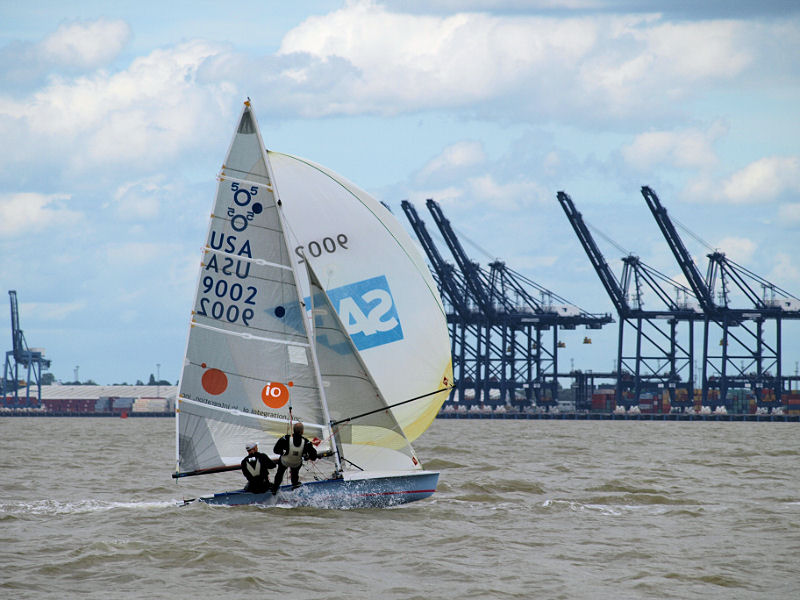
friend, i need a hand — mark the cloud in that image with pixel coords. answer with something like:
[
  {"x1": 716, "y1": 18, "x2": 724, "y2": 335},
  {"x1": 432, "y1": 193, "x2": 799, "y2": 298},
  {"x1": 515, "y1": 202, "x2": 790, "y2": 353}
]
[
  {"x1": 621, "y1": 123, "x2": 726, "y2": 172},
  {"x1": 467, "y1": 174, "x2": 548, "y2": 209},
  {"x1": 272, "y1": 2, "x2": 788, "y2": 122},
  {"x1": 417, "y1": 141, "x2": 486, "y2": 181},
  {"x1": 714, "y1": 236, "x2": 756, "y2": 263},
  {"x1": 0, "y1": 18, "x2": 131, "y2": 87},
  {"x1": 40, "y1": 18, "x2": 132, "y2": 69},
  {"x1": 383, "y1": 1, "x2": 800, "y2": 19},
  {"x1": 720, "y1": 157, "x2": 800, "y2": 204},
  {"x1": 0, "y1": 40, "x2": 230, "y2": 178},
  {"x1": 766, "y1": 253, "x2": 800, "y2": 291},
  {"x1": 0, "y1": 192, "x2": 82, "y2": 236},
  {"x1": 682, "y1": 155, "x2": 800, "y2": 204}
]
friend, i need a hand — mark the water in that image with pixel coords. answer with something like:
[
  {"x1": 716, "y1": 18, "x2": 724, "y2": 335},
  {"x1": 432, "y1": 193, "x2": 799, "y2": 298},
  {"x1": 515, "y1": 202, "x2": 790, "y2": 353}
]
[{"x1": 2, "y1": 418, "x2": 798, "y2": 599}]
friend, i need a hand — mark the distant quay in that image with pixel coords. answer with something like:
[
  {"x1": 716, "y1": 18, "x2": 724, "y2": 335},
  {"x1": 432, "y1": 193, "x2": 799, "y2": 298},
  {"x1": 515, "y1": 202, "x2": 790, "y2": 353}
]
[
  {"x1": 1, "y1": 409, "x2": 797, "y2": 422},
  {"x1": 437, "y1": 411, "x2": 800, "y2": 422},
  {"x1": 0, "y1": 411, "x2": 172, "y2": 417}
]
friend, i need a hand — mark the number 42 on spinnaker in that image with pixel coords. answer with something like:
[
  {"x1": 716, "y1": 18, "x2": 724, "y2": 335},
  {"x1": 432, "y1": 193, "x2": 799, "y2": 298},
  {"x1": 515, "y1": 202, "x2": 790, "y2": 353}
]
[{"x1": 172, "y1": 100, "x2": 453, "y2": 508}]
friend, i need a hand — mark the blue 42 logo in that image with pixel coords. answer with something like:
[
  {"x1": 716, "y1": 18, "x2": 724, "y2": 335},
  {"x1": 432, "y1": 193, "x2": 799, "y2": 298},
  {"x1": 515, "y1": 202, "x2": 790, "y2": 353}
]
[{"x1": 327, "y1": 275, "x2": 404, "y2": 350}]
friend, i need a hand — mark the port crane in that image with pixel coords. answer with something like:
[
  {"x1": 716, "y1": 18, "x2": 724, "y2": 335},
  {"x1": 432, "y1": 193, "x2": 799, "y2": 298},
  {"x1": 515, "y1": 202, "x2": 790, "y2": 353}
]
[
  {"x1": 641, "y1": 186, "x2": 800, "y2": 408},
  {"x1": 402, "y1": 199, "x2": 612, "y2": 409},
  {"x1": 401, "y1": 200, "x2": 481, "y2": 405},
  {"x1": 3, "y1": 290, "x2": 51, "y2": 407},
  {"x1": 557, "y1": 191, "x2": 703, "y2": 410}
]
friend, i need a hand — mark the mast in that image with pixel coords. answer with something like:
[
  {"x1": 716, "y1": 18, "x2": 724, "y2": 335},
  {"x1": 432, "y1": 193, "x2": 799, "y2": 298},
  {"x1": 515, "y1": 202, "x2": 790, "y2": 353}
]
[{"x1": 257, "y1": 105, "x2": 343, "y2": 474}]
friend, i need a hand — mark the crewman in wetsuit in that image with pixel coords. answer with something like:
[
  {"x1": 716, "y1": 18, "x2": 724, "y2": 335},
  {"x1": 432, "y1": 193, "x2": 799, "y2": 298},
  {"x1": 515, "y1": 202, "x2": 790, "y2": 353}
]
[
  {"x1": 271, "y1": 422, "x2": 318, "y2": 493},
  {"x1": 241, "y1": 441, "x2": 276, "y2": 494}
]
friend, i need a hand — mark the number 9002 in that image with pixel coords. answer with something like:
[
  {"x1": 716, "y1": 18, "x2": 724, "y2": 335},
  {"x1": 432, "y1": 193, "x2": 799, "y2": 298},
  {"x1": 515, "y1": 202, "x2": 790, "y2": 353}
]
[{"x1": 295, "y1": 234, "x2": 348, "y2": 263}]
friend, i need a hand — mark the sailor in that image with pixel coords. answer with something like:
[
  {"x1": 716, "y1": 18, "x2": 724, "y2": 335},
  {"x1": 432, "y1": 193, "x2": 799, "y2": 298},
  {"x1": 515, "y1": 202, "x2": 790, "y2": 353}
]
[
  {"x1": 271, "y1": 422, "x2": 318, "y2": 493},
  {"x1": 241, "y1": 441, "x2": 276, "y2": 494}
]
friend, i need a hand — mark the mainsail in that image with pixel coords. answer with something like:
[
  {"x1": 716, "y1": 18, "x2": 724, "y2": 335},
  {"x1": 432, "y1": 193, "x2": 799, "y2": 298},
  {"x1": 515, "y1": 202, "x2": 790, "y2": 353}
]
[{"x1": 176, "y1": 103, "x2": 329, "y2": 474}]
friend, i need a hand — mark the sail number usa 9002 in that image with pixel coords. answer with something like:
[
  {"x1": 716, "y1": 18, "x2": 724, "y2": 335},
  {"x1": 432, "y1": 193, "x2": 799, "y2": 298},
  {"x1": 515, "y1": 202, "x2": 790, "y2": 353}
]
[{"x1": 197, "y1": 275, "x2": 256, "y2": 326}]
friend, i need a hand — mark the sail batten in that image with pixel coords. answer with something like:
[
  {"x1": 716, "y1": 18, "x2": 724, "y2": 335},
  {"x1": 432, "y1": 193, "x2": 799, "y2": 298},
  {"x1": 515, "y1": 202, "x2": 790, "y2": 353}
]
[{"x1": 190, "y1": 320, "x2": 311, "y2": 347}]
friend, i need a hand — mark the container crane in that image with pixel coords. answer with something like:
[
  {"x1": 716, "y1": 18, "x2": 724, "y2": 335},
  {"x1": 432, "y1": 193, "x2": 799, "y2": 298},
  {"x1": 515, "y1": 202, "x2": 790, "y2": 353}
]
[
  {"x1": 3, "y1": 290, "x2": 51, "y2": 408},
  {"x1": 641, "y1": 186, "x2": 800, "y2": 409},
  {"x1": 412, "y1": 198, "x2": 611, "y2": 409},
  {"x1": 557, "y1": 191, "x2": 701, "y2": 411},
  {"x1": 704, "y1": 250, "x2": 800, "y2": 406},
  {"x1": 401, "y1": 200, "x2": 480, "y2": 404}
]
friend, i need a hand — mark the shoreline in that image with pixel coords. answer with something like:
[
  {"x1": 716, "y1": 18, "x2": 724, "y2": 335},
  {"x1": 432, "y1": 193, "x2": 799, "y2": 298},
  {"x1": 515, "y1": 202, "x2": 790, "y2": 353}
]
[{"x1": 1, "y1": 411, "x2": 797, "y2": 421}]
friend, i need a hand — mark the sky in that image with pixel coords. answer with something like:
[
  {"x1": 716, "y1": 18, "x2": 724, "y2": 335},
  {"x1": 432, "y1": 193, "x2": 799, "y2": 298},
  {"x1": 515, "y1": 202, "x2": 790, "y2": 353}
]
[{"x1": 1, "y1": 0, "x2": 799, "y2": 385}]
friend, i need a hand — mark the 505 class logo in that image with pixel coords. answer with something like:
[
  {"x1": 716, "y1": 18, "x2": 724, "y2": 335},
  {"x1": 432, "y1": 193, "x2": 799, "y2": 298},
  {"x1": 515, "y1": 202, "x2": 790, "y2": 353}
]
[{"x1": 326, "y1": 275, "x2": 404, "y2": 351}]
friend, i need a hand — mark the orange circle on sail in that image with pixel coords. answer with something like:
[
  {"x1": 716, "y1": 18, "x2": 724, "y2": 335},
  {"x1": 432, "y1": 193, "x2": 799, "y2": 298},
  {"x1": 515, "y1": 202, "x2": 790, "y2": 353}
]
[
  {"x1": 202, "y1": 368, "x2": 228, "y2": 395},
  {"x1": 261, "y1": 381, "x2": 289, "y2": 409}
]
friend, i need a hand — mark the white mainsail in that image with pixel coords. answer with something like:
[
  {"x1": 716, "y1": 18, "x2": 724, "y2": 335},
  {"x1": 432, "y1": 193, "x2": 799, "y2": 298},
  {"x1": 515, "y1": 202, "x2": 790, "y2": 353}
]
[
  {"x1": 268, "y1": 152, "x2": 453, "y2": 441},
  {"x1": 176, "y1": 103, "x2": 330, "y2": 474}
]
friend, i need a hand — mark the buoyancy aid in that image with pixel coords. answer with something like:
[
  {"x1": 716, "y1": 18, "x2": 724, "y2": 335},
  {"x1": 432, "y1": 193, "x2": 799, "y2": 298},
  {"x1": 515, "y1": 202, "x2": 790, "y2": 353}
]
[
  {"x1": 281, "y1": 435, "x2": 304, "y2": 468},
  {"x1": 245, "y1": 456, "x2": 262, "y2": 478}
]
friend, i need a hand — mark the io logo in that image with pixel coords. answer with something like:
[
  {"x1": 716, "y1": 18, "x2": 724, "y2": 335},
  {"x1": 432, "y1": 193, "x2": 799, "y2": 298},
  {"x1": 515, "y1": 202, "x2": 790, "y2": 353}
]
[{"x1": 261, "y1": 381, "x2": 291, "y2": 409}]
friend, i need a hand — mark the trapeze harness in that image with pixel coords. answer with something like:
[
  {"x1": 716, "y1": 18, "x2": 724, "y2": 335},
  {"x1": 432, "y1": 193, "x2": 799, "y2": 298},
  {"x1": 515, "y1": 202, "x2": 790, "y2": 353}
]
[{"x1": 281, "y1": 436, "x2": 304, "y2": 468}]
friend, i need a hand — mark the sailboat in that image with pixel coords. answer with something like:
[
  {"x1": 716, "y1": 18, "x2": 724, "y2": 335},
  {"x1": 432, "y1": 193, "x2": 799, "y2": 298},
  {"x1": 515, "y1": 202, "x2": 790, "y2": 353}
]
[{"x1": 172, "y1": 100, "x2": 453, "y2": 508}]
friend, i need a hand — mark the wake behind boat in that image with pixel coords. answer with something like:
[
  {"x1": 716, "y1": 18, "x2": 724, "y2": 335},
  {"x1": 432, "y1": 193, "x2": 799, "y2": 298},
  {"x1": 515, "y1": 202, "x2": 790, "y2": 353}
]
[{"x1": 172, "y1": 100, "x2": 452, "y2": 508}]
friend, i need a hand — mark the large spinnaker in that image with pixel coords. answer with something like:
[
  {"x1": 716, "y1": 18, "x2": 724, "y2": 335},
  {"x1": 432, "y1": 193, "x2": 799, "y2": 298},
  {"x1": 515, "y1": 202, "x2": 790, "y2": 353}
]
[
  {"x1": 176, "y1": 104, "x2": 330, "y2": 475},
  {"x1": 307, "y1": 263, "x2": 420, "y2": 472},
  {"x1": 269, "y1": 152, "x2": 453, "y2": 441}
]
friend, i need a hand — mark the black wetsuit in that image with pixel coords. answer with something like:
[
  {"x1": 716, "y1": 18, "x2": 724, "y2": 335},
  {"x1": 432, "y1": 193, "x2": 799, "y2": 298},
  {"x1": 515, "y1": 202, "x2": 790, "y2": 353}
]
[
  {"x1": 272, "y1": 434, "x2": 318, "y2": 491},
  {"x1": 241, "y1": 452, "x2": 276, "y2": 494}
]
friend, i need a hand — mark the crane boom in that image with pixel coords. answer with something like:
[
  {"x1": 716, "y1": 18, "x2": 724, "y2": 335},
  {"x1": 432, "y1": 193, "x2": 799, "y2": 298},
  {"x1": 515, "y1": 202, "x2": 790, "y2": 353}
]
[{"x1": 557, "y1": 192, "x2": 629, "y2": 314}]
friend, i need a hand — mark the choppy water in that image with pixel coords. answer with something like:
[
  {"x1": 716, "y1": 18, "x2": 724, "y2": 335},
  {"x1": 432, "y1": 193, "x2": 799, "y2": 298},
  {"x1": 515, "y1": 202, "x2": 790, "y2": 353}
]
[{"x1": 2, "y1": 418, "x2": 799, "y2": 599}]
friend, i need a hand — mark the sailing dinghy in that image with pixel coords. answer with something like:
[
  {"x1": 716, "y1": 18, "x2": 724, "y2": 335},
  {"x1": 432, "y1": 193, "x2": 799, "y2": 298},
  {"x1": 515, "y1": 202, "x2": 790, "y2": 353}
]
[{"x1": 173, "y1": 101, "x2": 452, "y2": 508}]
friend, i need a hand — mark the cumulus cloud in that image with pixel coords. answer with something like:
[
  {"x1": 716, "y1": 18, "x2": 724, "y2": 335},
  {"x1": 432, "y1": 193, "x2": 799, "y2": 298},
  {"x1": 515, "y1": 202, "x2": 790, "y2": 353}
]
[
  {"x1": 622, "y1": 123, "x2": 727, "y2": 172},
  {"x1": 0, "y1": 40, "x2": 230, "y2": 178},
  {"x1": 409, "y1": 137, "x2": 551, "y2": 212},
  {"x1": 766, "y1": 253, "x2": 800, "y2": 290},
  {"x1": 271, "y1": 2, "x2": 786, "y2": 121},
  {"x1": 0, "y1": 18, "x2": 131, "y2": 87},
  {"x1": 467, "y1": 174, "x2": 548, "y2": 209},
  {"x1": 682, "y1": 155, "x2": 800, "y2": 204},
  {"x1": 0, "y1": 192, "x2": 82, "y2": 236},
  {"x1": 715, "y1": 236, "x2": 756, "y2": 263},
  {"x1": 720, "y1": 157, "x2": 800, "y2": 204},
  {"x1": 417, "y1": 141, "x2": 486, "y2": 181},
  {"x1": 40, "y1": 19, "x2": 132, "y2": 69}
]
